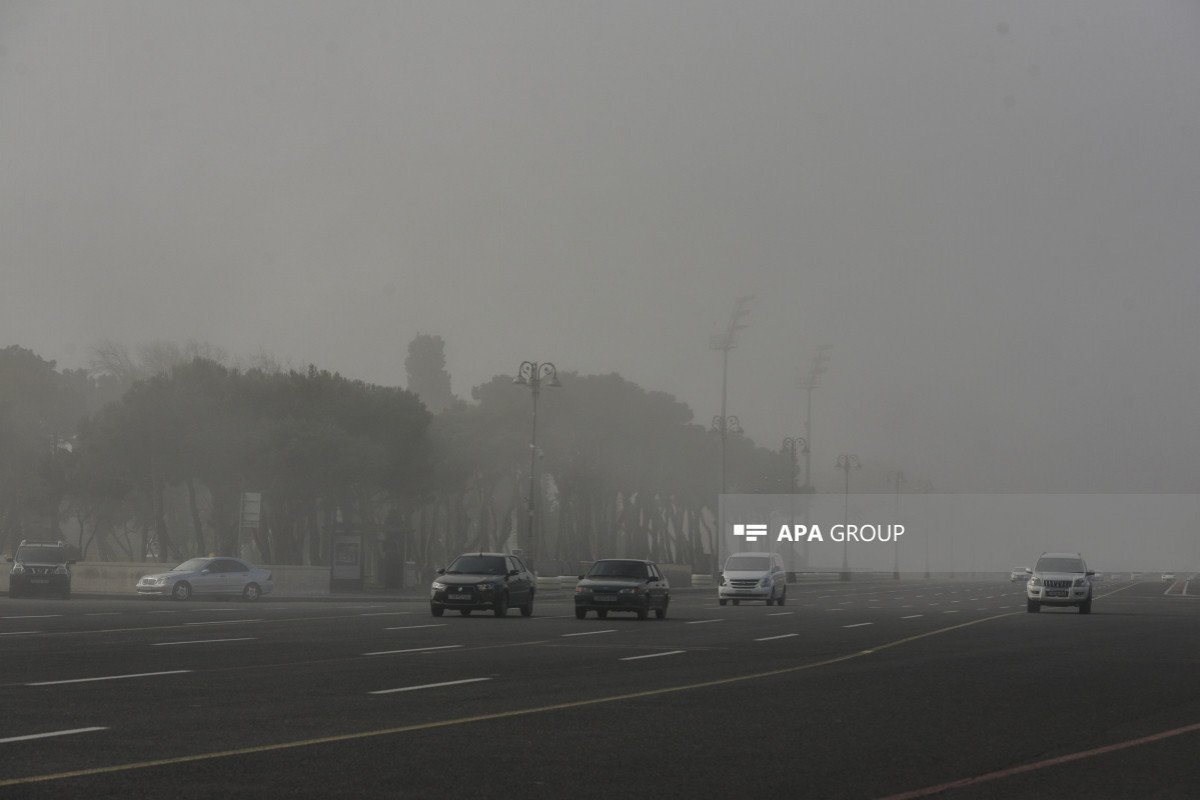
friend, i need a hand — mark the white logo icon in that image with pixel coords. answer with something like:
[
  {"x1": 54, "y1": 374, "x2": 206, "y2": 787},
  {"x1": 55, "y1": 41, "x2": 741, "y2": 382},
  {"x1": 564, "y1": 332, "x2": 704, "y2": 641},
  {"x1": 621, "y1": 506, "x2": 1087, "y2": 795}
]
[{"x1": 733, "y1": 524, "x2": 768, "y2": 542}]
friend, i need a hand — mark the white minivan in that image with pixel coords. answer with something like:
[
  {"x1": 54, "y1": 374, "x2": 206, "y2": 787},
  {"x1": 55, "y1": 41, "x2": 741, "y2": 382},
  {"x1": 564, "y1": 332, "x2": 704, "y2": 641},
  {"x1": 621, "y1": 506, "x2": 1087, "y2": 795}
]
[{"x1": 718, "y1": 551, "x2": 787, "y2": 606}]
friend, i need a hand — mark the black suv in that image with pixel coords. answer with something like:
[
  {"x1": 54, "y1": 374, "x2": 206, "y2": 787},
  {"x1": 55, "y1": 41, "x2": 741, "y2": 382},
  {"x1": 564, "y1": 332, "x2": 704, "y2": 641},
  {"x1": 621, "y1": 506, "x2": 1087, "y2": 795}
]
[
  {"x1": 430, "y1": 552, "x2": 536, "y2": 617},
  {"x1": 7, "y1": 540, "x2": 75, "y2": 599}
]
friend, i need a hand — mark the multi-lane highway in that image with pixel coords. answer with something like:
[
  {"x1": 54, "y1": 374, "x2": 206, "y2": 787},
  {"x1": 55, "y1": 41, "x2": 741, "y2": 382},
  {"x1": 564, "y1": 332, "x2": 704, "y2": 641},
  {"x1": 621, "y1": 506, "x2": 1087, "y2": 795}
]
[{"x1": 1, "y1": 579, "x2": 1197, "y2": 798}]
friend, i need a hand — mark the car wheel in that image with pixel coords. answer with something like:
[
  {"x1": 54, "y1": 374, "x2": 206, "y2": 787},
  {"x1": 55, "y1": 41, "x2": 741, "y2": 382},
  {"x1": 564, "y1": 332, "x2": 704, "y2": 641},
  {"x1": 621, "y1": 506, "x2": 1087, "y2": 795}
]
[
  {"x1": 242, "y1": 583, "x2": 261, "y2": 602},
  {"x1": 596, "y1": 609, "x2": 608, "y2": 619},
  {"x1": 765, "y1": 593, "x2": 774, "y2": 607},
  {"x1": 460, "y1": 608, "x2": 471, "y2": 616},
  {"x1": 520, "y1": 591, "x2": 534, "y2": 617},
  {"x1": 1026, "y1": 598, "x2": 1039, "y2": 613},
  {"x1": 493, "y1": 593, "x2": 509, "y2": 617},
  {"x1": 778, "y1": 587, "x2": 786, "y2": 606},
  {"x1": 655, "y1": 600, "x2": 668, "y2": 620},
  {"x1": 718, "y1": 598, "x2": 727, "y2": 606},
  {"x1": 431, "y1": 604, "x2": 444, "y2": 617},
  {"x1": 8, "y1": 586, "x2": 18, "y2": 599},
  {"x1": 637, "y1": 606, "x2": 648, "y2": 620},
  {"x1": 1079, "y1": 598, "x2": 1092, "y2": 614},
  {"x1": 172, "y1": 581, "x2": 192, "y2": 601},
  {"x1": 575, "y1": 607, "x2": 587, "y2": 619}
]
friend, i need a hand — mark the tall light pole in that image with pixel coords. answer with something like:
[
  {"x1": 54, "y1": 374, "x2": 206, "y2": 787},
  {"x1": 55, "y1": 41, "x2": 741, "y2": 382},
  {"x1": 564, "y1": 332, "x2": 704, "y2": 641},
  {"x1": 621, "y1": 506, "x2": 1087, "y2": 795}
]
[
  {"x1": 513, "y1": 361, "x2": 560, "y2": 569},
  {"x1": 782, "y1": 437, "x2": 808, "y2": 493},
  {"x1": 710, "y1": 296, "x2": 752, "y2": 496},
  {"x1": 797, "y1": 345, "x2": 832, "y2": 491},
  {"x1": 836, "y1": 454, "x2": 860, "y2": 579},
  {"x1": 888, "y1": 470, "x2": 905, "y2": 580}
]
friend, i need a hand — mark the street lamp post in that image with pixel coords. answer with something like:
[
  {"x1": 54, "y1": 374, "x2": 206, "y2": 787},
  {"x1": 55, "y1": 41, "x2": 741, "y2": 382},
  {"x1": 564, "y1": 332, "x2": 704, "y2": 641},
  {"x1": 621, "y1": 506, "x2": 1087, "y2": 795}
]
[
  {"x1": 782, "y1": 436, "x2": 809, "y2": 493},
  {"x1": 513, "y1": 361, "x2": 560, "y2": 569},
  {"x1": 797, "y1": 346, "x2": 831, "y2": 492},
  {"x1": 836, "y1": 454, "x2": 860, "y2": 580},
  {"x1": 710, "y1": 297, "x2": 752, "y2": 496},
  {"x1": 888, "y1": 470, "x2": 905, "y2": 580}
]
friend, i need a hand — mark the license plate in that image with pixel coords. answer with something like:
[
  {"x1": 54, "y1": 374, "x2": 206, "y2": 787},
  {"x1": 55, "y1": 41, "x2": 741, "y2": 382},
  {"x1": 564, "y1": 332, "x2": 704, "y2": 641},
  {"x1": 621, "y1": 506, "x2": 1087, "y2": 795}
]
[
  {"x1": 1046, "y1": 590, "x2": 1068, "y2": 597},
  {"x1": 448, "y1": 593, "x2": 470, "y2": 601},
  {"x1": 31, "y1": 579, "x2": 49, "y2": 584},
  {"x1": 594, "y1": 595, "x2": 617, "y2": 602}
]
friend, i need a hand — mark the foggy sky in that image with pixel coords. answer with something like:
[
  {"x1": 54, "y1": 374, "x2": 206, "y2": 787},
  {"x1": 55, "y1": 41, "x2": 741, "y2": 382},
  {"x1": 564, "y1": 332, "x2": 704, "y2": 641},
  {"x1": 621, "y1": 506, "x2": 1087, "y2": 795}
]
[{"x1": 3, "y1": 1, "x2": 1198, "y2": 494}]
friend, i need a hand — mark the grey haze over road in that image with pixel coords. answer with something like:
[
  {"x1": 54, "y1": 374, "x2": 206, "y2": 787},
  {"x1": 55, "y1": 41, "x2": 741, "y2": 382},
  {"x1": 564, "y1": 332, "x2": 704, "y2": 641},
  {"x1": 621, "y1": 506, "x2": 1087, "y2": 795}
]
[{"x1": 2, "y1": 1, "x2": 1198, "y2": 493}]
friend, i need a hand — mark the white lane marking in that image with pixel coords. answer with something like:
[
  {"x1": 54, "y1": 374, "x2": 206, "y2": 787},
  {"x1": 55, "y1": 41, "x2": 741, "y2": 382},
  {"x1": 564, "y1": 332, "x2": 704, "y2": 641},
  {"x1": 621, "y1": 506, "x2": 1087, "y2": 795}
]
[
  {"x1": 151, "y1": 638, "x2": 257, "y2": 646},
  {"x1": 0, "y1": 631, "x2": 39, "y2": 636},
  {"x1": 370, "y1": 678, "x2": 491, "y2": 695},
  {"x1": 901, "y1": 614, "x2": 924, "y2": 619},
  {"x1": 0, "y1": 615, "x2": 61, "y2": 620},
  {"x1": 943, "y1": 610, "x2": 961, "y2": 614},
  {"x1": 148, "y1": 610, "x2": 182, "y2": 614},
  {"x1": 0, "y1": 727, "x2": 107, "y2": 744},
  {"x1": 85, "y1": 612, "x2": 121, "y2": 616},
  {"x1": 183, "y1": 619, "x2": 264, "y2": 626},
  {"x1": 562, "y1": 629, "x2": 618, "y2": 637},
  {"x1": 755, "y1": 634, "x2": 799, "y2": 641},
  {"x1": 767, "y1": 612, "x2": 794, "y2": 616},
  {"x1": 361, "y1": 612, "x2": 412, "y2": 617},
  {"x1": 620, "y1": 650, "x2": 685, "y2": 661},
  {"x1": 384, "y1": 624, "x2": 447, "y2": 630},
  {"x1": 686, "y1": 619, "x2": 724, "y2": 625},
  {"x1": 28, "y1": 670, "x2": 192, "y2": 686},
  {"x1": 364, "y1": 645, "x2": 461, "y2": 656},
  {"x1": 826, "y1": 608, "x2": 845, "y2": 612},
  {"x1": 844, "y1": 622, "x2": 874, "y2": 628}
]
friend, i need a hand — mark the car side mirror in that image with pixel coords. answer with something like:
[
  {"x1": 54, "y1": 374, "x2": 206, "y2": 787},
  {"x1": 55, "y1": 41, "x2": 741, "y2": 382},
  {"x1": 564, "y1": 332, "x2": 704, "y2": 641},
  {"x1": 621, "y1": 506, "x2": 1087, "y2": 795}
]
[
  {"x1": 68, "y1": 559, "x2": 77, "y2": 565},
  {"x1": 200, "y1": 568, "x2": 211, "y2": 574},
  {"x1": 578, "y1": 574, "x2": 585, "y2": 579},
  {"x1": 5, "y1": 557, "x2": 12, "y2": 563},
  {"x1": 437, "y1": 568, "x2": 446, "y2": 575},
  {"x1": 508, "y1": 569, "x2": 519, "y2": 577},
  {"x1": 1086, "y1": 570, "x2": 1095, "y2": 576}
]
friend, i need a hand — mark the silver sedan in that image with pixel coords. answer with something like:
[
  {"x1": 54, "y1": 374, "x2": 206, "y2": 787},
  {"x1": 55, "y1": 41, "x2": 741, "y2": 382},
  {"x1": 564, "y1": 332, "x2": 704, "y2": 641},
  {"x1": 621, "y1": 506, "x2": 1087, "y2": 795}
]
[{"x1": 136, "y1": 557, "x2": 274, "y2": 601}]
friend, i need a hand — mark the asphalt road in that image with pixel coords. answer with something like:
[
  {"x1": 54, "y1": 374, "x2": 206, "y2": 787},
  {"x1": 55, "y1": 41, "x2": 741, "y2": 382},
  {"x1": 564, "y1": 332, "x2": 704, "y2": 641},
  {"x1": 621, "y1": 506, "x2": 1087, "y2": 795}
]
[{"x1": 1, "y1": 579, "x2": 1197, "y2": 799}]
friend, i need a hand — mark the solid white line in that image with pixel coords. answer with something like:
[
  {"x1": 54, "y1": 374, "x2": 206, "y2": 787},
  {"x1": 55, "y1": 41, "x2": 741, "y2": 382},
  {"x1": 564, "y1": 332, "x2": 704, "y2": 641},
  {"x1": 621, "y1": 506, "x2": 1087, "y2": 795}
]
[
  {"x1": 370, "y1": 678, "x2": 491, "y2": 695},
  {"x1": 768, "y1": 612, "x2": 794, "y2": 616},
  {"x1": 0, "y1": 631, "x2": 39, "y2": 636},
  {"x1": 686, "y1": 619, "x2": 724, "y2": 624},
  {"x1": 183, "y1": 619, "x2": 263, "y2": 626},
  {"x1": 844, "y1": 622, "x2": 873, "y2": 628},
  {"x1": 0, "y1": 727, "x2": 107, "y2": 744},
  {"x1": 620, "y1": 650, "x2": 685, "y2": 661},
  {"x1": 943, "y1": 610, "x2": 961, "y2": 614},
  {"x1": 361, "y1": 612, "x2": 411, "y2": 617},
  {"x1": 901, "y1": 614, "x2": 924, "y2": 619},
  {"x1": 384, "y1": 624, "x2": 448, "y2": 630},
  {"x1": 754, "y1": 634, "x2": 799, "y2": 641},
  {"x1": 151, "y1": 638, "x2": 257, "y2": 646},
  {"x1": 0, "y1": 615, "x2": 60, "y2": 620},
  {"x1": 826, "y1": 608, "x2": 845, "y2": 612},
  {"x1": 364, "y1": 645, "x2": 462, "y2": 656},
  {"x1": 85, "y1": 612, "x2": 121, "y2": 616},
  {"x1": 561, "y1": 629, "x2": 618, "y2": 637},
  {"x1": 28, "y1": 670, "x2": 192, "y2": 686}
]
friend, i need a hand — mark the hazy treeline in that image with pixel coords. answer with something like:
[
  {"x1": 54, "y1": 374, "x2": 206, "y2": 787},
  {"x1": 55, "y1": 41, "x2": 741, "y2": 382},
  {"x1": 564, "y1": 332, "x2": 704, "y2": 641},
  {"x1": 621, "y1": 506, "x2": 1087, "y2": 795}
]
[{"x1": 0, "y1": 340, "x2": 798, "y2": 578}]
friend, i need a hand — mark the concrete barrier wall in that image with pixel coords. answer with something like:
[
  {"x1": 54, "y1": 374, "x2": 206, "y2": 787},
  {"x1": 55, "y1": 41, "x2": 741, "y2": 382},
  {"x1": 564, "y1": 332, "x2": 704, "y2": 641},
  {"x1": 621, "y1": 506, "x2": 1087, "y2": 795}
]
[{"x1": 1, "y1": 562, "x2": 332, "y2": 597}]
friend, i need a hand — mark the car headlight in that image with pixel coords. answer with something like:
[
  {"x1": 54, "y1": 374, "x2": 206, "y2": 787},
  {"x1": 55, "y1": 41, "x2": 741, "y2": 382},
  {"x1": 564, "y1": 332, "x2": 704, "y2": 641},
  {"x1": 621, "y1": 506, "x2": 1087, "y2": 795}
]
[
  {"x1": 11, "y1": 563, "x2": 24, "y2": 574},
  {"x1": 1029, "y1": 576, "x2": 1041, "y2": 586},
  {"x1": 477, "y1": 582, "x2": 496, "y2": 591},
  {"x1": 1073, "y1": 577, "x2": 1089, "y2": 587},
  {"x1": 618, "y1": 587, "x2": 641, "y2": 594},
  {"x1": 758, "y1": 576, "x2": 772, "y2": 587},
  {"x1": 718, "y1": 574, "x2": 726, "y2": 586},
  {"x1": 575, "y1": 586, "x2": 587, "y2": 594},
  {"x1": 431, "y1": 581, "x2": 447, "y2": 590},
  {"x1": 55, "y1": 564, "x2": 69, "y2": 575}
]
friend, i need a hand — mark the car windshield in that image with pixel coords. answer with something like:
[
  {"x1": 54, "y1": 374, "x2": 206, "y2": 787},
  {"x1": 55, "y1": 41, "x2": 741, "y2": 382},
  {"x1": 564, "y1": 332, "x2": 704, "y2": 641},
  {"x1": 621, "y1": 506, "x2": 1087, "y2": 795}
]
[
  {"x1": 16, "y1": 546, "x2": 66, "y2": 563},
  {"x1": 446, "y1": 556, "x2": 506, "y2": 575},
  {"x1": 172, "y1": 558, "x2": 211, "y2": 572},
  {"x1": 1036, "y1": 558, "x2": 1085, "y2": 573},
  {"x1": 725, "y1": 555, "x2": 771, "y2": 571},
  {"x1": 586, "y1": 561, "x2": 648, "y2": 579}
]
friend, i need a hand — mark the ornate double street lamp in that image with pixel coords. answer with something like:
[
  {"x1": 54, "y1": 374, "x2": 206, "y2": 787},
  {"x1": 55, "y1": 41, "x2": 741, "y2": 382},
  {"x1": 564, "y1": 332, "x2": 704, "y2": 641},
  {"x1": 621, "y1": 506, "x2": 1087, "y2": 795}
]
[
  {"x1": 782, "y1": 436, "x2": 809, "y2": 492},
  {"x1": 797, "y1": 345, "x2": 832, "y2": 491},
  {"x1": 888, "y1": 470, "x2": 905, "y2": 580},
  {"x1": 513, "y1": 361, "x2": 560, "y2": 568},
  {"x1": 836, "y1": 454, "x2": 861, "y2": 579},
  {"x1": 710, "y1": 297, "x2": 752, "y2": 496}
]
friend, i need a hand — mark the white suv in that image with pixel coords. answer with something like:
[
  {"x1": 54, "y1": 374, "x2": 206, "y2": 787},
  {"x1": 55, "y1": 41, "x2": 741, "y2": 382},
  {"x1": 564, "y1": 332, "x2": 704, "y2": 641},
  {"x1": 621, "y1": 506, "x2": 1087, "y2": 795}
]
[
  {"x1": 718, "y1": 552, "x2": 787, "y2": 606},
  {"x1": 1026, "y1": 552, "x2": 1094, "y2": 614}
]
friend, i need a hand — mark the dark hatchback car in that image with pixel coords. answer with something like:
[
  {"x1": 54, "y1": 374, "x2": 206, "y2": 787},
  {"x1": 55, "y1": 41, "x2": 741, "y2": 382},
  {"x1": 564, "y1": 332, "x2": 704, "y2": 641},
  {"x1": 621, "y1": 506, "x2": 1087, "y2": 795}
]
[
  {"x1": 430, "y1": 553, "x2": 535, "y2": 617},
  {"x1": 7, "y1": 540, "x2": 76, "y2": 599},
  {"x1": 574, "y1": 558, "x2": 669, "y2": 620}
]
